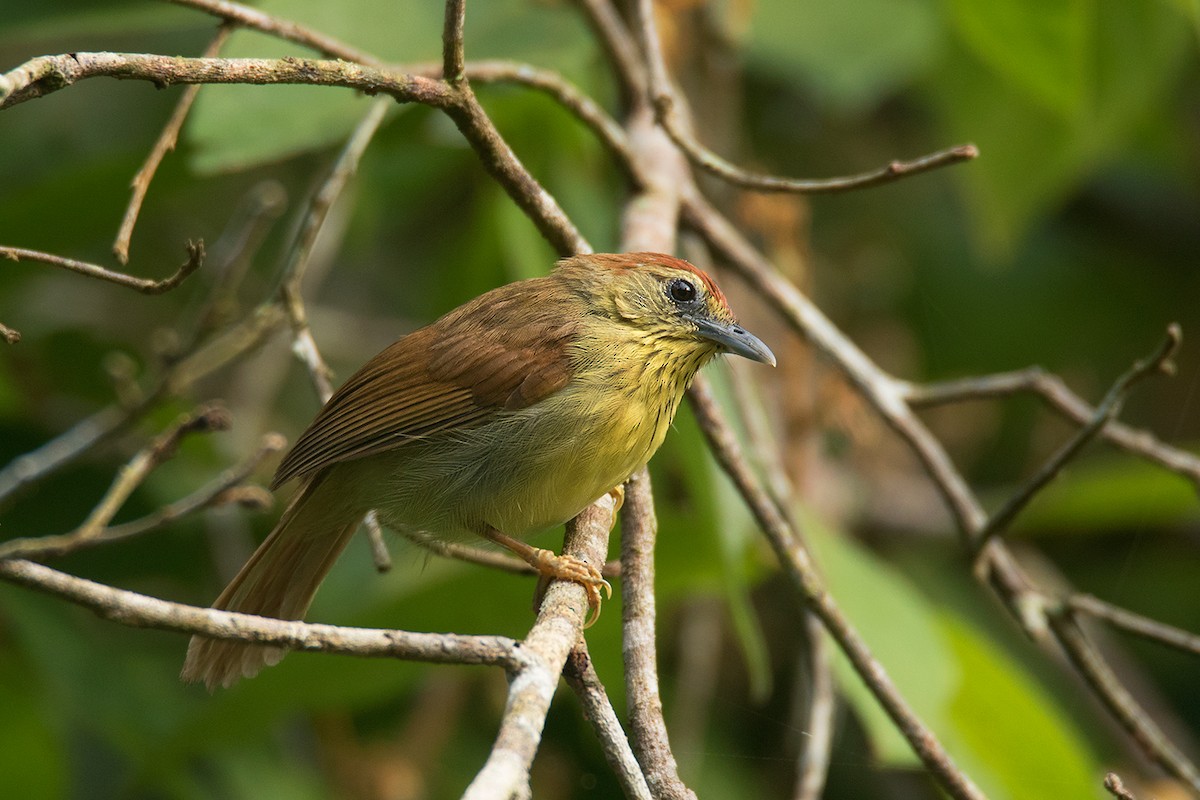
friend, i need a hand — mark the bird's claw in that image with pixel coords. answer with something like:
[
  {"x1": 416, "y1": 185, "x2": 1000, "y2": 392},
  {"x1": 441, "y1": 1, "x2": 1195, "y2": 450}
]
[{"x1": 530, "y1": 548, "x2": 612, "y2": 628}]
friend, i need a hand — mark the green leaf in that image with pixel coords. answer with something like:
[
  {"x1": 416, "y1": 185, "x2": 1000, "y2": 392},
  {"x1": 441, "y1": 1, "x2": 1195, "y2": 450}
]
[
  {"x1": 1005, "y1": 454, "x2": 1200, "y2": 534},
  {"x1": 748, "y1": 0, "x2": 942, "y2": 111},
  {"x1": 941, "y1": 0, "x2": 1090, "y2": 118},
  {"x1": 0, "y1": 649, "x2": 66, "y2": 800},
  {"x1": 807, "y1": 514, "x2": 954, "y2": 765},
  {"x1": 930, "y1": 0, "x2": 1193, "y2": 254},
  {"x1": 805, "y1": 515, "x2": 1100, "y2": 796},
  {"x1": 185, "y1": 0, "x2": 595, "y2": 174}
]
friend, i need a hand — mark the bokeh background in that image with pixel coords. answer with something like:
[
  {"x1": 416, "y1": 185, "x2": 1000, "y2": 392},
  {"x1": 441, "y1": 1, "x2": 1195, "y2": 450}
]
[{"x1": 1, "y1": 1, "x2": 1199, "y2": 798}]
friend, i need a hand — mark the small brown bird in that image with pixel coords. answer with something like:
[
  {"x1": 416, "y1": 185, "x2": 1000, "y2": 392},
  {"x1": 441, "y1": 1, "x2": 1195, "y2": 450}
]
[{"x1": 182, "y1": 252, "x2": 774, "y2": 689}]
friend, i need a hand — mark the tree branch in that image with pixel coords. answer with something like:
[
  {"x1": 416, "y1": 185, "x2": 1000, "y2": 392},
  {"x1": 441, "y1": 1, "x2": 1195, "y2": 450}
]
[
  {"x1": 0, "y1": 558, "x2": 522, "y2": 668},
  {"x1": 113, "y1": 24, "x2": 232, "y2": 264},
  {"x1": 2, "y1": 241, "x2": 204, "y2": 295}
]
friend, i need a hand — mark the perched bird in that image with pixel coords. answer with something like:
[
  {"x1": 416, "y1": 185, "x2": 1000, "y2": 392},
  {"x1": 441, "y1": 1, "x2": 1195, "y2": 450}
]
[{"x1": 182, "y1": 252, "x2": 774, "y2": 689}]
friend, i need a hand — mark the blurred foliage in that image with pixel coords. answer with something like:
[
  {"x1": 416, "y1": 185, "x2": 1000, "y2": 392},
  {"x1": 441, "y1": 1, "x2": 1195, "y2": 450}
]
[{"x1": 1, "y1": 1, "x2": 1199, "y2": 799}]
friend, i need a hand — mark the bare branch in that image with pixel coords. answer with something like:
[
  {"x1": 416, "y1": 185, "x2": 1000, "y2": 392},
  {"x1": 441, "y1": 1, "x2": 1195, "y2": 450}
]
[
  {"x1": 441, "y1": 91, "x2": 591, "y2": 256},
  {"x1": 0, "y1": 321, "x2": 20, "y2": 344},
  {"x1": 85, "y1": 432, "x2": 285, "y2": 548},
  {"x1": 620, "y1": 470, "x2": 697, "y2": 800},
  {"x1": 0, "y1": 404, "x2": 232, "y2": 561},
  {"x1": 1047, "y1": 612, "x2": 1200, "y2": 788},
  {"x1": 682, "y1": 189, "x2": 1200, "y2": 790},
  {"x1": 0, "y1": 558, "x2": 522, "y2": 668},
  {"x1": 1104, "y1": 772, "x2": 1138, "y2": 800},
  {"x1": 688, "y1": 378, "x2": 987, "y2": 800},
  {"x1": 795, "y1": 614, "x2": 835, "y2": 800},
  {"x1": 632, "y1": 0, "x2": 976, "y2": 194},
  {"x1": 465, "y1": 60, "x2": 636, "y2": 181},
  {"x1": 463, "y1": 493, "x2": 618, "y2": 799},
  {"x1": 113, "y1": 25, "x2": 232, "y2": 264},
  {"x1": 564, "y1": 643, "x2": 653, "y2": 800},
  {"x1": 165, "y1": 0, "x2": 381, "y2": 64},
  {"x1": 0, "y1": 53, "x2": 453, "y2": 110},
  {"x1": 973, "y1": 325, "x2": 1181, "y2": 559},
  {"x1": 903, "y1": 368, "x2": 1200, "y2": 489},
  {"x1": 442, "y1": 0, "x2": 466, "y2": 83},
  {"x1": 2, "y1": 241, "x2": 204, "y2": 295},
  {"x1": 573, "y1": 0, "x2": 649, "y2": 107},
  {"x1": 1068, "y1": 594, "x2": 1200, "y2": 658}
]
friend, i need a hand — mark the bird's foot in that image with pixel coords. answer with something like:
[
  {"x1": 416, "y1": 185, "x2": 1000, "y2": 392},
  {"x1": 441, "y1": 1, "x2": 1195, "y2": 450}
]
[
  {"x1": 530, "y1": 548, "x2": 612, "y2": 627},
  {"x1": 607, "y1": 484, "x2": 625, "y2": 517}
]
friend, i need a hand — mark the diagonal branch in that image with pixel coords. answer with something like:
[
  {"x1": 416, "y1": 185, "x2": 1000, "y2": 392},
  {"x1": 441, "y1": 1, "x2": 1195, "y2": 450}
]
[
  {"x1": 165, "y1": 0, "x2": 380, "y2": 64},
  {"x1": 973, "y1": 325, "x2": 1181, "y2": 559},
  {"x1": 463, "y1": 493, "x2": 618, "y2": 799},
  {"x1": 113, "y1": 24, "x2": 232, "y2": 264},
  {"x1": 687, "y1": 378, "x2": 987, "y2": 800},
  {"x1": 2, "y1": 241, "x2": 204, "y2": 295},
  {"x1": 564, "y1": 642, "x2": 653, "y2": 800},
  {"x1": 1068, "y1": 594, "x2": 1200, "y2": 659},
  {"x1": 902, "y1": 368, "x2": 1200, "y2": 489},
  {"x1": 0, "y1": 404, "x2": 231, "y2": 560}
]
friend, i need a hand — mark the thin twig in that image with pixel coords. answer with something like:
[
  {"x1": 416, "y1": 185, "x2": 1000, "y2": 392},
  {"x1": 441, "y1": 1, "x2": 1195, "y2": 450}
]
[
  {"x1": 441, "y1": 89, "x2": 591, "y2": 256},
  {"x1": 632, "y1": 0, "x2": 977, "y2": 194},
  {"x1": 688, "y1": 378, "x2": 987, "y2": 800},
  {"x1": 465, "y1": 60, "x2": 636, "y2": 181},
  {"x1": 0, "y1": 405, "x2": 232, "y2": 561},
  {"x1": 364, "y1": 511, "x2": 392, "y2": 573},
  {"x1": 0, "y1": 558, "x2": 522, "y2": 668},
  {"x1": 973, "y1": 325, "x2": 1181, "y2": 561},
  {"x1": 2, "y1": 241, "x2": 204, "y2": 295},
  {"x1": 573, "y1": 0, "x2": 649, "y2": 108},
  {"x1": 621, "y1": 469, "x2": 697, "y2": 800},
  {"x1": 564, "y1": 642, "x2": 653, "y2": 800},
  {"x1": 1047, "y1": 612, "x2": 1200, "y2": 789},
  {"x1": 165, "y1": 0, "x2": 380, "y2": 64},
  {"x1": 0, "y1": 300, "x2": 286, "y2": 507},
  {"x1": 273, "y1": 98, "x2": 391, "y2": 568},
  {"x1": 1068, "y1": 594, "x2": 1200, "y2": 658},
  {"x1": 795, "y1": 613, "x2": 835, "y2": 800},
  {"x1": 682, "y1": 188, "x2": 1200, "y2": 790},
  {"x1": 1104, "y1": 772, "x2": 1138, "y2": 800},
  {"x1": 397, "y1": 528, "x2": 621, "y2": 579},
  {"x1": 85, "y1": 432, "x2": 284, "y2": 548},
  {"x1": 903, "y1": 368, "x2": 1200, "y2": 489},
  {"x1": 113, "y1": 24, "x2": 232, "y2": 264},
  {"x1": 442, "y1": 0, "x2": 466, "y2": 83}
]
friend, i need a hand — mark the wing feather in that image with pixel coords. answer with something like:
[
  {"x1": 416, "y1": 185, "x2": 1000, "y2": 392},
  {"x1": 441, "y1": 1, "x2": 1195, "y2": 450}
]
[{"x1": 272, "y1": 279, "x2": 576, "y2": 488}]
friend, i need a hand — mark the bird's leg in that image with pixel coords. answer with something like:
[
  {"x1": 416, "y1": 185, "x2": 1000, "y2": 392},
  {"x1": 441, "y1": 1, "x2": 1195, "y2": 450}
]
[{"x1": 480, "y1": 526, "x2": 612, "y2": 627}]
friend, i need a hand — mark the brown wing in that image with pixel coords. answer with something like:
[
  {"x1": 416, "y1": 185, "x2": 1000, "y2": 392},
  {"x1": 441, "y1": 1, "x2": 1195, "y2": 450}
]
[{"x1": 272, "y1": 279, "x2": 576, "y2": 488}]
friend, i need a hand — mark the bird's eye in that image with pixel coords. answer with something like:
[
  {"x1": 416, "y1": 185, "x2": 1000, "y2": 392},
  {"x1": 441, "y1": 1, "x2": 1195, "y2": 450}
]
[{"x1": 668, "y1": 278, "x2": 698, "y2": 305}]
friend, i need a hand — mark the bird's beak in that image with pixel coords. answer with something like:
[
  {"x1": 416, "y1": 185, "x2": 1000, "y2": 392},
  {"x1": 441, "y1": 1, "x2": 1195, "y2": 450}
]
[{"x1": 694, "y1": 318, "x2": 776, "y2": 366}]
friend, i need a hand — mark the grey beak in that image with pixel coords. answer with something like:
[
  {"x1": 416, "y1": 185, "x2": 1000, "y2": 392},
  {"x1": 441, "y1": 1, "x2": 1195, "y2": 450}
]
[{"x1": 694, "y1": 318, "x2": 776, "y2": 366}]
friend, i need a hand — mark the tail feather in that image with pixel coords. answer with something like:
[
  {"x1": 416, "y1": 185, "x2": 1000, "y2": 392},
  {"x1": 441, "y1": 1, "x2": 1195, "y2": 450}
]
[{"x1": 181, "y1": 474, "x2": 364, "y2": 690}]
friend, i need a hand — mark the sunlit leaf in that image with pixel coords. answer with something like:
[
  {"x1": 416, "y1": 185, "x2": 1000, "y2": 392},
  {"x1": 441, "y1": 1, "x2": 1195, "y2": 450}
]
[
  {"x1": 806, "y1": 515, "x2": 1100, "y2": 797},
  {"x1": 747, "y1": 0, "x2": 942, "y2": 111},
  {"x1": 942, "y1": 0, "x2": 1090, "y2": 118}
]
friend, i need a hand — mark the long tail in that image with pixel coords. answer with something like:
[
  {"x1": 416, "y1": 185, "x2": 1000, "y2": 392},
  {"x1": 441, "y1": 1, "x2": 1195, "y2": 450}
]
[{"x1": 181, "y1": 472, "x2": 364, "y2": 691}]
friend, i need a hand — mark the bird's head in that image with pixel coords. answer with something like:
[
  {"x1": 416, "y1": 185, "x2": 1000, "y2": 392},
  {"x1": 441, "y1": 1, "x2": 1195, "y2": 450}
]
[{"x1": 558, "y1": 252, "x2": 776, "y2": 368}]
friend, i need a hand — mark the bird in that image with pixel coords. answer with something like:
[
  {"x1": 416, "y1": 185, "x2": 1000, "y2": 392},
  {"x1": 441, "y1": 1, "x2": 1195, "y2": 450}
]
[{"x1": 181, "y1": 252, "x2": 775, "y2": 689}]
